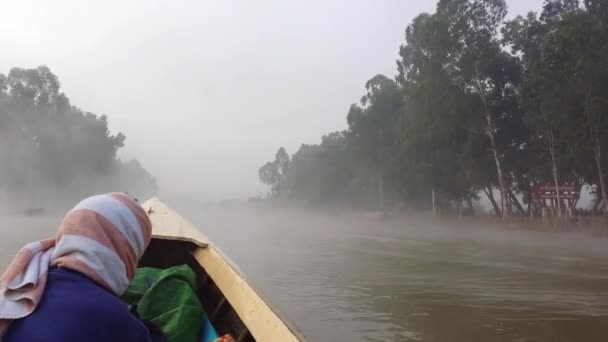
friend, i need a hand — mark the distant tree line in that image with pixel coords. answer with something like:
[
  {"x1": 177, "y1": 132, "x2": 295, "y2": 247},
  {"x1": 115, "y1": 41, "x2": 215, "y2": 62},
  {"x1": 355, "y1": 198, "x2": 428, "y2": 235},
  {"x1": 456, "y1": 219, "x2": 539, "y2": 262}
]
[
  {"x1": 0, "y1": 66, "x2": 156, "y2": 207},
  {"x1": 259, "y1": 0, "x2": 608, "y2": 218}
]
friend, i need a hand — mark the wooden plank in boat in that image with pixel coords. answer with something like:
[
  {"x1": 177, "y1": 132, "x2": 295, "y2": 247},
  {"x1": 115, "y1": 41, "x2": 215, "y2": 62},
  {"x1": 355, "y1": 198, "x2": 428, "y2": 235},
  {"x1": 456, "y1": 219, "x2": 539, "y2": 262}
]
[{"x1": 142, "y1": 197, "x2": 209, "y2": 247}]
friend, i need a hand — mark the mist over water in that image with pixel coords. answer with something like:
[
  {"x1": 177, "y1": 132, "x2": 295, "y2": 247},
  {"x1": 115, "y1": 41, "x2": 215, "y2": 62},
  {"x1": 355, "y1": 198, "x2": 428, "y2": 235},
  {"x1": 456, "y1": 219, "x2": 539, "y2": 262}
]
[
  {"x1": 167, "y1": 200, "x2": 608, "y2": 342},
  {"x1": 0, "y1": 214, "x2": 59, "y2": 270},
  {"x1": 2, "y1": 202, "x2": 608, "y2": 341}
]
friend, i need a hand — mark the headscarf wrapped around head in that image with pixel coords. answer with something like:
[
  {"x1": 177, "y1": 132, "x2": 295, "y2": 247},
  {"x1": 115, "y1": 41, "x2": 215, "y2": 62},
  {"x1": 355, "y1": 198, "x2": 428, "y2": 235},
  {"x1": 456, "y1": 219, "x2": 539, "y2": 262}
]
[{"x1": 0, "y1": 193, "x2": 152, "y2": 337}]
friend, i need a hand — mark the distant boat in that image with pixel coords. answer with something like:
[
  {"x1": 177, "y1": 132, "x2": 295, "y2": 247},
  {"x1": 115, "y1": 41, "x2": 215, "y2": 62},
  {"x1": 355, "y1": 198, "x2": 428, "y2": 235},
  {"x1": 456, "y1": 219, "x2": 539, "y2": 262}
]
[
  {"x1": 23, "y1": 208, "x2": 46, "y2": 216},
  {"x1": 141, "y1": 197, "x2": 307, "y2": 342}
]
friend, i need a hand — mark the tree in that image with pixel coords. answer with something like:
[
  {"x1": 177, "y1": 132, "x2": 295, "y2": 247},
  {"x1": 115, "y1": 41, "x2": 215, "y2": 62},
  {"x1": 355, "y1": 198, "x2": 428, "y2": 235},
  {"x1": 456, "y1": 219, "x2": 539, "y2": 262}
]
[
  {"x1": 584, "y1": 0, "x2": 608, "y2": 28},
  {"x1": 539, "y1": 11, "x2": 608, "y2": 214},
  {"x1": 506, "y1": 1, "x2": 596, "y2": 218},
  {"x1": 540, "y1": 0, "x2": 580, "y2": 24},
  {"x1": 396, "y1": 2, "x2": 527, "y2": 217},
  {"x1": 434, "y1": 0, "x2": 527, "y2": 219},
  {"x1": 258, "y1": 0, "x2": 608, "y2": 220},
  {"x1": 0, "y1": 66, "x2": 157, "y2": 205},
  {"x1": 258, "y1": 132, "x2": 363, "y2": 207},
  {"x1": 396, "y1": 12, "x2": 482, "y2": 212},
  {"x1": 258, "y1": 147, "x2": 291, "y2": 199},
  {"x1": 347, "y1": 75, "x2": 402, "y2": 210}
]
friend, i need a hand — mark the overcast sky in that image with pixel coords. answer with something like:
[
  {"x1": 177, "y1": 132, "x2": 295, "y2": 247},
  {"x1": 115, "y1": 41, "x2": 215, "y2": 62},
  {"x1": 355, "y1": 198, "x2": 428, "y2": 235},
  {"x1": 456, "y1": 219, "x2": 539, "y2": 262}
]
[{"x1": 0, "y1": 0, "x2": 544, "y2": 200}]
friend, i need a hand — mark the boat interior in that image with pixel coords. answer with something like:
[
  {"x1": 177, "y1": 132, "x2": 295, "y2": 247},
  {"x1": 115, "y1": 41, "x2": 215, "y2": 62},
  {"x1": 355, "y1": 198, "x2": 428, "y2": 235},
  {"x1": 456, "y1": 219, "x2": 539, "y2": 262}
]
[{"x1": 140, "y1": 237, "x2": 255, "y2": 342}]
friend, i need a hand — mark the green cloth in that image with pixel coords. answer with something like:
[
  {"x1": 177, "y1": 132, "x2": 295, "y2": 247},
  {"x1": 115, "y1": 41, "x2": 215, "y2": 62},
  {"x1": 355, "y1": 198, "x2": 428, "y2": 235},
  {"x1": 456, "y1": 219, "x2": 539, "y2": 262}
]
[{"x1": 122, "y1": 265, "x2": 204, "y2": 342}]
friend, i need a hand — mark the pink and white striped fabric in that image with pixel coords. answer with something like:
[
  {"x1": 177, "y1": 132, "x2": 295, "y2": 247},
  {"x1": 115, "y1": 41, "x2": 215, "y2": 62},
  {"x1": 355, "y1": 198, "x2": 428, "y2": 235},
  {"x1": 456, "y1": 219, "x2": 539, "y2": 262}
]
[{"x1": 0, "y1": 193, "x2": 152, "y2": 338}]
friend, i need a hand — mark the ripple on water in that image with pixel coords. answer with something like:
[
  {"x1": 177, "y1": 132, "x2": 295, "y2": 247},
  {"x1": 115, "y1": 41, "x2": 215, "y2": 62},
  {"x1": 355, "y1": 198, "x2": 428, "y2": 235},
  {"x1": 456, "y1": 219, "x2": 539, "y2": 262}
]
[{"x1": 151, "y1": 205, "x2": 608, "y2": 342}]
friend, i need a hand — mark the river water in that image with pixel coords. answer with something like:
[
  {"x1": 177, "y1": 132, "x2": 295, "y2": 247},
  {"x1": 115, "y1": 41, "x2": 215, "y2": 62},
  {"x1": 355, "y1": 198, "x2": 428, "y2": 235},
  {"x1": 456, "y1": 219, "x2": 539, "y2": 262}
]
[{"x1": 2, "y1": 204, "x2": 608, "y2": 342}]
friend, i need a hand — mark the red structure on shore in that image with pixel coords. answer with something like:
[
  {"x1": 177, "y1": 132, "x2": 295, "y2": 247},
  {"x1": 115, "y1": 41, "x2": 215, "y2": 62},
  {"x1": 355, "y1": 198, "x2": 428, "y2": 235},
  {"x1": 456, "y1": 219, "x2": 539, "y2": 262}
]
[{"x1": 532, "y1": 183, "x2": 581, "y2": 211}]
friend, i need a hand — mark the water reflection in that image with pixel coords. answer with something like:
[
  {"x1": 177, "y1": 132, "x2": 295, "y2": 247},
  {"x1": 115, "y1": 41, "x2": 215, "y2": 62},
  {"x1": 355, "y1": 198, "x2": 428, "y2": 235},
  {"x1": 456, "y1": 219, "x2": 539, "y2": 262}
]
[
  {"x1": 2, "y1": 204, "x2": 607, "y2": 341},
  {"x1": 178, "y1": 204, "x2": 608, "y2": 342}
]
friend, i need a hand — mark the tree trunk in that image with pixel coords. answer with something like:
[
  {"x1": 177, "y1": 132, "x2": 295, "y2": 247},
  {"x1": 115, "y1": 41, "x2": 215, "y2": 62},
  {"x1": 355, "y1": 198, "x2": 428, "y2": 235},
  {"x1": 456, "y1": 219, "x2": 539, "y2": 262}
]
[
  {"x1": 474, "y1": 68, "x2": 508, "y2": 220},
  {"x1": 506, "y1": 185, "x2": 514, "y2": 216},
  {"x1": 431, "y1": 188, "x2": 437, "y2": 217},
  {"x1": 509, "y1": 190, "x2": 526, "y2": 216},
  {"x1": 593, "y1": 195, "x2": 603, "y2": 213},
  {"x1": 584, "y1": 89, "x2": 608, "y2": 216},
  {"x1": 378, "y1": 166, "x2": 384, "y2": 212},
  {"x1": 378, "y1": 126, "x2": 385, "y2": 213},
  {"x1": 549, "y1": 127, "x2": 562, "y2": 220},
  {"x1": 526, "y1": 190, "x2": 533, "y2": 215},
  {"x1": 592, "y1": 134, "x2": 608, "y2": 215},
  {"x1": 483, "y1": 186, "x2": 501, "y2": 217}
]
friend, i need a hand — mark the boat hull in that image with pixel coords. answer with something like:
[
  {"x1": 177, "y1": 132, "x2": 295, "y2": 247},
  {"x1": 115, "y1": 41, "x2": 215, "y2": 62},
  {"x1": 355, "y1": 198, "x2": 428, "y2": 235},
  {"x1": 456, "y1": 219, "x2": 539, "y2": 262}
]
[{"x1": 141, "y1": 198, "x2": 306, "y2": 342}]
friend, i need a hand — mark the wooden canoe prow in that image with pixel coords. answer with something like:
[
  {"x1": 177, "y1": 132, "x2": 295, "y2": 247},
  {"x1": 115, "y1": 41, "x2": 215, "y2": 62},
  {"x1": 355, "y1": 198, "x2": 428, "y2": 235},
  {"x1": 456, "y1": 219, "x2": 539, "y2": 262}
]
[
  {"x1": 143, "y1": 197, "x2": 209, "y2": 247},
  {"x1": 141, "y1": 197, "x2": 307, "y2": 342}
]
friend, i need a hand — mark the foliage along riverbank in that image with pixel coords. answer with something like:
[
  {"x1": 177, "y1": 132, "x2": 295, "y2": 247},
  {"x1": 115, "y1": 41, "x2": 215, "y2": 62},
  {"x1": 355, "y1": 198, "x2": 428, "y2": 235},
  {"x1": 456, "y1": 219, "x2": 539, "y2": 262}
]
[
  {"x1": 258, "y1": 0, "x2": 608, "y2": 225},
  {"x1": 0, "y1": 66, "x2": 156, "y2": 209}
]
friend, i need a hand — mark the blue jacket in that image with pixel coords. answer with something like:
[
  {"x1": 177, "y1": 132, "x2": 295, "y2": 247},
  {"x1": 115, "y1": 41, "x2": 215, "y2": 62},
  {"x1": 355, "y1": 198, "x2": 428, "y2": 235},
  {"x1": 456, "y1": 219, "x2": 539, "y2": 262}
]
[{"x1": 4, "y1": 268, "x2": 152, "y2": 342}]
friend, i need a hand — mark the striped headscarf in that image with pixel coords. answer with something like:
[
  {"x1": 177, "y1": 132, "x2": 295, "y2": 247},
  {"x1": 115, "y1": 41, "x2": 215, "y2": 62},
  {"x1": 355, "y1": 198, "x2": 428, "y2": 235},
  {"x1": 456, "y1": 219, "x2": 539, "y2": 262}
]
[{"x1": 0, "y1": 193, "x2": 152, "y2": 338}]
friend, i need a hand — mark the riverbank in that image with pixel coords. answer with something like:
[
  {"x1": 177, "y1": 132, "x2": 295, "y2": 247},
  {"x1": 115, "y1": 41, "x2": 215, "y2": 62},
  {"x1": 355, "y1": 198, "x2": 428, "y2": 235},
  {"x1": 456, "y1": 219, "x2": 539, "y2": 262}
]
[
  {"x1": 381, "y1": 212, "x2": 608, "y2": 236},
  {"x1": 244, "y1": 198, "x2": 608, "y2": 237}
]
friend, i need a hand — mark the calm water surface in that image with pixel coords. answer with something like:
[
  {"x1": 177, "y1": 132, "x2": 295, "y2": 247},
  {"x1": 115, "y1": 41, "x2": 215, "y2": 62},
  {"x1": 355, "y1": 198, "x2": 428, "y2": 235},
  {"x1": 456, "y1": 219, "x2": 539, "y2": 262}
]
[{"x1": 2, "y1": 204, "x2": 608, "y2": 342}]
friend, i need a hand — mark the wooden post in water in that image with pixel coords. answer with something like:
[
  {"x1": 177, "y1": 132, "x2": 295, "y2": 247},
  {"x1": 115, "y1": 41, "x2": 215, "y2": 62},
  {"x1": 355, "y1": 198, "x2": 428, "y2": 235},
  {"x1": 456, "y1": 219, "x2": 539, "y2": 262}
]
[
  {"x1": 541, "y1": 207, "x2": 546, "y2": 224},
  {"x1": 432, "y1": 188, "x2": 436, "y2": 217},
  {"x1": 378, "y1": 167, "x2": 384, "y2": 213},
  {"x1": 458, "y1": 201, "x2": 462, "y2": 218},
  {"x1": 530, "y1": 205, "x2": 534, "y2": 222}
]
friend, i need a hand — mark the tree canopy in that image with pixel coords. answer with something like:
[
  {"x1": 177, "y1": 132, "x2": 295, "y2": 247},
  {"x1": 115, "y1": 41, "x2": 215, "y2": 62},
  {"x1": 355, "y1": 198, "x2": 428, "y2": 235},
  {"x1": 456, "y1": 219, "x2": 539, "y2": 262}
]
[
  {"x1": 0, "y1": 66, "x2": 156, "y2": 208},
  {"x1": 260, "y1": 0, "x2": 608, "y2": 217}
]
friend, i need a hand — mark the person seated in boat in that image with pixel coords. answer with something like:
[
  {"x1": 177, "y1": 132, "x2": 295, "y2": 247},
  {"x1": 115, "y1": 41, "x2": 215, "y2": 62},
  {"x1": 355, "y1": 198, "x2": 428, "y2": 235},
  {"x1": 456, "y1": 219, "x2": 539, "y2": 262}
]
[{"x1": 0, "y1": 193, "x2": 157, "y2": 342}]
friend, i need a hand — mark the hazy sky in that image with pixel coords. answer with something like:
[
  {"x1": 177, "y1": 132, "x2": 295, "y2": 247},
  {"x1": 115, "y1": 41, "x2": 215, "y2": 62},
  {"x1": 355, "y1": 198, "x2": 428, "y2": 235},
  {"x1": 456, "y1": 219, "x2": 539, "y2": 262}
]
[{"x1": 0, "y1": 0, "x2": 544, "y2": 200}]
